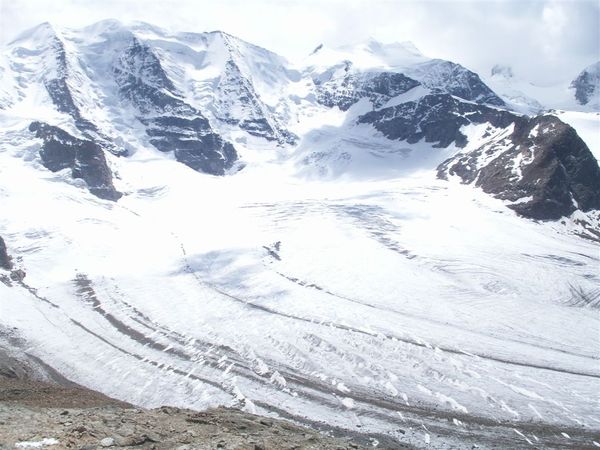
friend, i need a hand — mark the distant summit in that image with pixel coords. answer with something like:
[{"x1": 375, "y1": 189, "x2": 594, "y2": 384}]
[
  {"x1": 571, "y1": 61, "x2": 600, "y2": 106},
  {"x1": 491, "y1": 64, "x2": 514, "y2": 79}
]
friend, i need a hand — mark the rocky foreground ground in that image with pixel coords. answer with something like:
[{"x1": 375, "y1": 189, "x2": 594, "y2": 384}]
[
  {"x1": 0, "y1": 341, "x2": 378, "y2": 450},
  {"x1": 0, "y1": 377, "x2": 379, "y2": 450}
]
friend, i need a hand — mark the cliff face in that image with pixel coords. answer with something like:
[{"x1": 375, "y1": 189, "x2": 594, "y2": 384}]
[
  {"x1": 571, "y1": 61, "x2": 600, "y2": 106},
  {"x1": 438, "y1": 115, "x2": 600, "y2": 220},
  {"x1": 0, "y1": 237, "x2": 11, "y2": 271},
  {"x1": 30, "y1": 122, "x2": 122, "y2": 201}
]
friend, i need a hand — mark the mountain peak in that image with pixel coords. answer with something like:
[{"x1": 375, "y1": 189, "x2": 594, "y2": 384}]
[
  {"x1": 491, "y1": 64, "x2": 514, "y2": 79},
  {"x1": 338, "y1": 37, "x2": 422, "y2": 57},
  {"x1": 8, "y1": 21, "x2": 57, "y2": 45},
  {"x1": 570, "y1": 60, "x2": 600, "y2": 106},
  {"x1": 306, "y1": 38, "x2": 426, "y2": 71},
  {"x1": 77, "y1": 19, "x2": 127, "y2": 38}
]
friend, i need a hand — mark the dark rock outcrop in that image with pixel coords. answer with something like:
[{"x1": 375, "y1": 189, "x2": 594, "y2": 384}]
[
  {"x1": 438, "y1": 115, "x2": 600, "y2": 220},
  {"x1": 146, "y1": 116, "x2": 237, "y2": 175},
  {"x1": 0, "y1": 237, "x2": 12, "y2": 270},
  {"x1": 29, "y1": 122, "x2": 122, "y2": 201},
  {"x1": 113, "y1": 38, "x2": 238, "y2": 175},
  {"x1": 358, "y1": 93, "x2": 515, "y2": 148},
  {"x1": 570, "y1": 61, "x2": 600, "y2": 106},
  {"x1": 315, "y1": 68, "x2": 420, "y2": 110}
]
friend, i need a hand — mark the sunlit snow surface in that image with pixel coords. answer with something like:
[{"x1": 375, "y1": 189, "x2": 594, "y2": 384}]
[{"x1": 1, "y1": 123, "x2": 599, "y2": 448}]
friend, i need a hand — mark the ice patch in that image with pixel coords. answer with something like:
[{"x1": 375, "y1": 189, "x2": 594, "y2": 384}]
[
  {"x1": 15, "y1": 439, "x2": 59, "y2": 448},
  {"x1": 513, "y1": 429, "x2": 534, "y2": 445},
  {"x1": 434, "y1": 392, "x2": 468, "y2": 414},
  {"x1": 528, "y1": 403, "x2": 543, "y2": 419},
  {"x1": 337, "y1": 382, "x2": 351, "y2": 393},
  {"x1": 508, "y1": 385, "x2": 544, "y2": 400},
  {"x1": 341, "y1": 397, "x2": 355, "y2": 409}
]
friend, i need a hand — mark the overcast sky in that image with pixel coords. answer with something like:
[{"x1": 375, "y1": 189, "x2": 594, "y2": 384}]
[{"x1": 1, "y1": 0, "x2": 598, "y2": 83}]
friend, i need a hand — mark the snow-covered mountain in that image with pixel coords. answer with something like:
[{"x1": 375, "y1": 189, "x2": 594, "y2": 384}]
[
  {"x1": 485, "y1": 61, "x2": 600, "y2": 114},
  {"x1": 571, "y1": 61, "x2": 600, "y2": 108},
  {"x1": 1, "y1": 21, "x2": 599, "y2": 449},
  {"x1": 306, "y1": 39, "x2": 505, "y2": 108}
]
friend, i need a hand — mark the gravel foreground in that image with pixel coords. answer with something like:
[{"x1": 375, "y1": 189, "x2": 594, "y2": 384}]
[
  {"x1": 0, "y1": 378, "x2": 375, "y2": 450},
  {"x1": 0, "y1": 340, "x2": 380, "y2": 450}
]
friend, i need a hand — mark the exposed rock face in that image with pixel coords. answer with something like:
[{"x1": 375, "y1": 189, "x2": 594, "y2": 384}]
[
  {"x1": 147, "y1": 116, "x2": 237, "y2": 174},
  {"x1": 114, "y1": 38, "x2": 238, "y2": 175},
  {"x1": 215, "y1": 59, "x2": 297, "y2": 144},
  {"x1": 42, "y1": 34, "x2": 97, "y2": 132},
  {"x1": 407, "y1": 60, "x2": 505, "y2": 106},
  {"x1": 571, "y1": 61, "x2": 600, "y2": 106},
  {"x1": 0, "y1": 237, "x2": 11, "y2": 271},
  {"x1": 358, "y1": 93, "x2": 515, "y2": 147},
  {"x1": 315, "y1": 67, "x2": 420, "y2": 110},
  {"x1": 29, "y1": 122, "x2": 122, "y2": 201},
  {"x1": 438, "y1": 115, "x2": 600, "y2": 220}
]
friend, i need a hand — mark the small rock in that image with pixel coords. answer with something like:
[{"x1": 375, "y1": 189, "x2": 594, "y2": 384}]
[
  {"x1": 186, "y1": 414, "x2": 211, "y2": 424},
  {"x1": 145, "y1": 431, "x2": 160, "y2": 442},
  {"x1": 9, "y1": 269, "x2": 26, "y2": 281},
  {"x1": 160, "y1": 406, "x2": 180, "y2": 415},
  {"x1": 100, "y1": 437, "x2": 115, "y2": 447}
]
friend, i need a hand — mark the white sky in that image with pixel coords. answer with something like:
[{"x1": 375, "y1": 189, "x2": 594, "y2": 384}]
[{"x1": 1, "y1": 0, "x2": 598, "y2": 84}]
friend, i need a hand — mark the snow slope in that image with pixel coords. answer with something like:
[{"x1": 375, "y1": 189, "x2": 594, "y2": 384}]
[{"x1": 556, "y1": 110, "x2": 600, "y2": 161}]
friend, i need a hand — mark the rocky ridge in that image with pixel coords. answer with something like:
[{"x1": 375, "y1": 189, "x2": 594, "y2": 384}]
[
  {"x1": 0, "y1": 237, "x2": 11, "y2": 271},
  {"x1": 438, "y1": 114, "x2": 600, "y2": 220}
]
